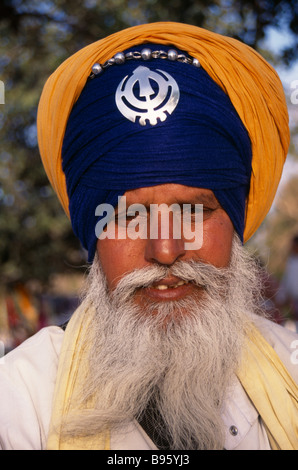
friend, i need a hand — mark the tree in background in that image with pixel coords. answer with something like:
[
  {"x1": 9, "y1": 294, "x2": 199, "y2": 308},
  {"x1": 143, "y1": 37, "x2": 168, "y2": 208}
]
[{"x1": 0, "y1": 0, "x2": 297, "y2": 286}]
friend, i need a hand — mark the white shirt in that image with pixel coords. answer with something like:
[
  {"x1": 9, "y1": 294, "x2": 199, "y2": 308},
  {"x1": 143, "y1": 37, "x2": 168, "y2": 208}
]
[{"x1": 0, "y1": 316, "x2": 297, "y2": 450}]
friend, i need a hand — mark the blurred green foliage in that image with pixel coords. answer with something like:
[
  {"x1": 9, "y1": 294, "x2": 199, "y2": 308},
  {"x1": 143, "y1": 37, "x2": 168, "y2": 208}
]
[{"x1": 0, "y1": 0, "x2": 297, "y2": 285}]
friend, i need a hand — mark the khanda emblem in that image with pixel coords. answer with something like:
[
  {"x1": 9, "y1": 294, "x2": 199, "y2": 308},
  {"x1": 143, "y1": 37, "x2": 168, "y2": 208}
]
[{"x1": 115, "y1": 66, "x2": 180, "y2": 126}]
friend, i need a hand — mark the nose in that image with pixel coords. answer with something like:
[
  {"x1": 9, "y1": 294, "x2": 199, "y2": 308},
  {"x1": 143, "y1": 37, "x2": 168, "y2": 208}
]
[
  {"x1": 143, "y1": 205, "x2": 187, "y2": 266},
  {"x1": 144, "y1": 236, "x2": 186, "y2": 266}
]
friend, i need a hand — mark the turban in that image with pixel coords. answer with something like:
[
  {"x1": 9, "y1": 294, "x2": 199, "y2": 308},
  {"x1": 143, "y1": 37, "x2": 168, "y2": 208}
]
[
  {"x1": 62, "y1": 43, "x2": 252, "y2": 259},
  {"x1": 37, "y1": 22, "x2": 290, "y2": 259}
]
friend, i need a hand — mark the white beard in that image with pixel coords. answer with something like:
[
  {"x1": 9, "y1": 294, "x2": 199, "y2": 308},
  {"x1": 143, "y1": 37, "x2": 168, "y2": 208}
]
[{"x1": 62, "y1": 234, "x2": 264, "y2": 450}]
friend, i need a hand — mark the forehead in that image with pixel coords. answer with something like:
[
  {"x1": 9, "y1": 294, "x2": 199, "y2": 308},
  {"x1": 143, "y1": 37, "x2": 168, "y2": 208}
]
[{"x1": 123, "y1": 184, "x2": 219, "y2": 206}]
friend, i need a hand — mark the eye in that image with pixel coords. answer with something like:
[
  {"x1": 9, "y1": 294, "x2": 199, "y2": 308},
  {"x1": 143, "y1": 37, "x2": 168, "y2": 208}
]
[
  {"x1": 183, "y1": 204, "x2": 211, "y2": 216},
  {"x1": 183, "y1": 204, "x2": 217, "y2": 222},
  {"x1": 115, "y1": 209, "x2": 148, "y2": 227},
  {"x1": 202, "y1": 206, "x2": 214, "y2": 213},
  {"x1": 114, "y1": 211, "x2": 129, "y2": 227}
]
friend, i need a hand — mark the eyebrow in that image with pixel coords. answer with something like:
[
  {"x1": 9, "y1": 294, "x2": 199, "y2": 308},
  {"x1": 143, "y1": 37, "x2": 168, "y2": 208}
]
[{"x1": 170, "y1": 193, "x2": 220, "y2": 207}]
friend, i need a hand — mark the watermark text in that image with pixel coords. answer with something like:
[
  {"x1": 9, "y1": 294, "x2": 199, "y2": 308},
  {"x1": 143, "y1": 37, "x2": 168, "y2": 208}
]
[
  {"x1": 0, "y1": 341, "x2": 5, "y2": 365},
  {"x1": 291, "y1": 80, "x2": 298, "y2": 105},
  {"x1": 0, "y1": 80, "x2": 4, "y2": 104},
  {"x1": 290, "y1": 339, "x2": 298, "y2": 365},
  {"x1": 95, "y1": 196, "x2": 203, "y2": 250}
]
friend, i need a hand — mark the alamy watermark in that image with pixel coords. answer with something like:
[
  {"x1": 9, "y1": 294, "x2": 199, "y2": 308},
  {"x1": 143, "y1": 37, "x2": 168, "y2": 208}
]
[
  {"x1": 291, "y1": 80, "x2": 298, "y2": 105},
  {"x1": 0, "y1": 80, "x2": 4, "y2": 105},
  {"x1": 0, "y1": 341, "x2": 5, "y2": 365},
  {"x1": 95, "y1": 196, "x2": 203, "y2": 250},
  {"x1": 291, "y1": 339, "x2": 298, "y2": 365}
]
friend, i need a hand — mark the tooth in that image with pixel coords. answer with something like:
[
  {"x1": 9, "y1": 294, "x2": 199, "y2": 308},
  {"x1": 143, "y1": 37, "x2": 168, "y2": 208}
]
[{"x1": 154, "y1": 280, "x2": 189, "y2": 290}]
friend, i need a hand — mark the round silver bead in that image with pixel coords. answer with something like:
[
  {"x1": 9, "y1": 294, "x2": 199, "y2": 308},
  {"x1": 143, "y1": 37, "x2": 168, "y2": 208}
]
[
  {"x1": 141, "y1": 48, "x2": 152, "y2": 60},
  {"x1": 91, "y1": 63, "x2": 103, "y2": 75},
  {"x1": 114, "y1": 52, "x2": 126, "y2": 64},
  {"x1": 192, "y1": 58, "x2": 201, "y2": 67},
  {"x1": 167, "y1": 49, "x2": 178, "y2": 61},
  {"x1": 229, "y1": 425, "x2": 238, "y2": 436}
]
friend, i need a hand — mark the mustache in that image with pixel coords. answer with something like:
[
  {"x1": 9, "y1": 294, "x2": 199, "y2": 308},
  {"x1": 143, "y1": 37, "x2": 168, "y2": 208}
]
[{"x1": 110, "y1": 260, "x2": 230, "y2": 304}]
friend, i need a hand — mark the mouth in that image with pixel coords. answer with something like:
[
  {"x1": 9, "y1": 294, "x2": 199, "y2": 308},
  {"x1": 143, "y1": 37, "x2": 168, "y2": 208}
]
[
  {"x1": 152, "y1": 279, "x2": 190, "y2": 290},
  {"x1": 142, "y1": 276, "x2": 197, "y2": 302}
]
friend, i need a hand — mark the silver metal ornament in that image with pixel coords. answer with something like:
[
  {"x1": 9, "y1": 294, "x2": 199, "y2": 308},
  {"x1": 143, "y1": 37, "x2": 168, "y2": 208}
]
[{"x1": 115, "y1": 65, "x2": 180, "y2": 126}]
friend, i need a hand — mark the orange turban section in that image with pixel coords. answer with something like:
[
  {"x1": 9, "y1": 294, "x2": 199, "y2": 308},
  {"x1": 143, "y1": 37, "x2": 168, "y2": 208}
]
[{"x1": 37, "y1": 21, "x2": 290, "y2": 243}]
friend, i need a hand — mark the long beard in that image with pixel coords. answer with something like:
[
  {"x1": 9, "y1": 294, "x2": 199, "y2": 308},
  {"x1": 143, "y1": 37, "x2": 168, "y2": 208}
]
[{"x1": 62, "y1": 235, "x2": 264, "y2": 450}]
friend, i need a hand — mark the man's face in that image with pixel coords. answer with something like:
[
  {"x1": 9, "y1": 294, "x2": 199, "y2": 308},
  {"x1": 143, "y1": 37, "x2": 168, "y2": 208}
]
[
  {"x1": 79, "y1": 185, "x2": 255, "y2": 449},
  {"x1": 96, "y1": 184, "x2": 234, "y2": 310}
]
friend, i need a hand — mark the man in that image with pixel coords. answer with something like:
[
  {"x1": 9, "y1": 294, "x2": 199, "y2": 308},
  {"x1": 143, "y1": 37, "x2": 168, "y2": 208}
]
[{"x1": 0, "y1": 22, "x2": 297, "y2": 450}]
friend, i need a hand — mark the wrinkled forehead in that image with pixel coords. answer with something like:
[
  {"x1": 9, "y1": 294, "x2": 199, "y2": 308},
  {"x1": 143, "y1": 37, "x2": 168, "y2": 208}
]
[{"x1": 122, "y1": 185, "x2": 219, "y2": 207}]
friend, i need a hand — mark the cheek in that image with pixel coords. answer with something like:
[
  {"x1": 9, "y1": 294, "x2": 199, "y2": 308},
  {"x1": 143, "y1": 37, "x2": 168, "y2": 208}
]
[
  {"x1": 96, "y1": 238, "x2": 144, "y2": 291},
  {"x1": 96, "y1": 239, "x2": 124, "y2": 291},
  {"x1": 195, "y1": 212, "x2": 235, "y2": 267}
]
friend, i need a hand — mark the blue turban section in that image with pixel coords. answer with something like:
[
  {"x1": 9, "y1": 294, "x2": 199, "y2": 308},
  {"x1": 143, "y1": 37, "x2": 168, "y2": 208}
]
[{"x1": 62, "y1": 44, "x2": 252, "y2": 261}]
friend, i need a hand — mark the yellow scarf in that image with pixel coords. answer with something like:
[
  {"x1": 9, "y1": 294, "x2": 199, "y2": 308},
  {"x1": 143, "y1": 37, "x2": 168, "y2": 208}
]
[
  {"x1": 238, "y1": 326, "x2": 298, "y2": 450},
  {"x1": 46, "y1": 302, "x2": 298, "y2": 450}
]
